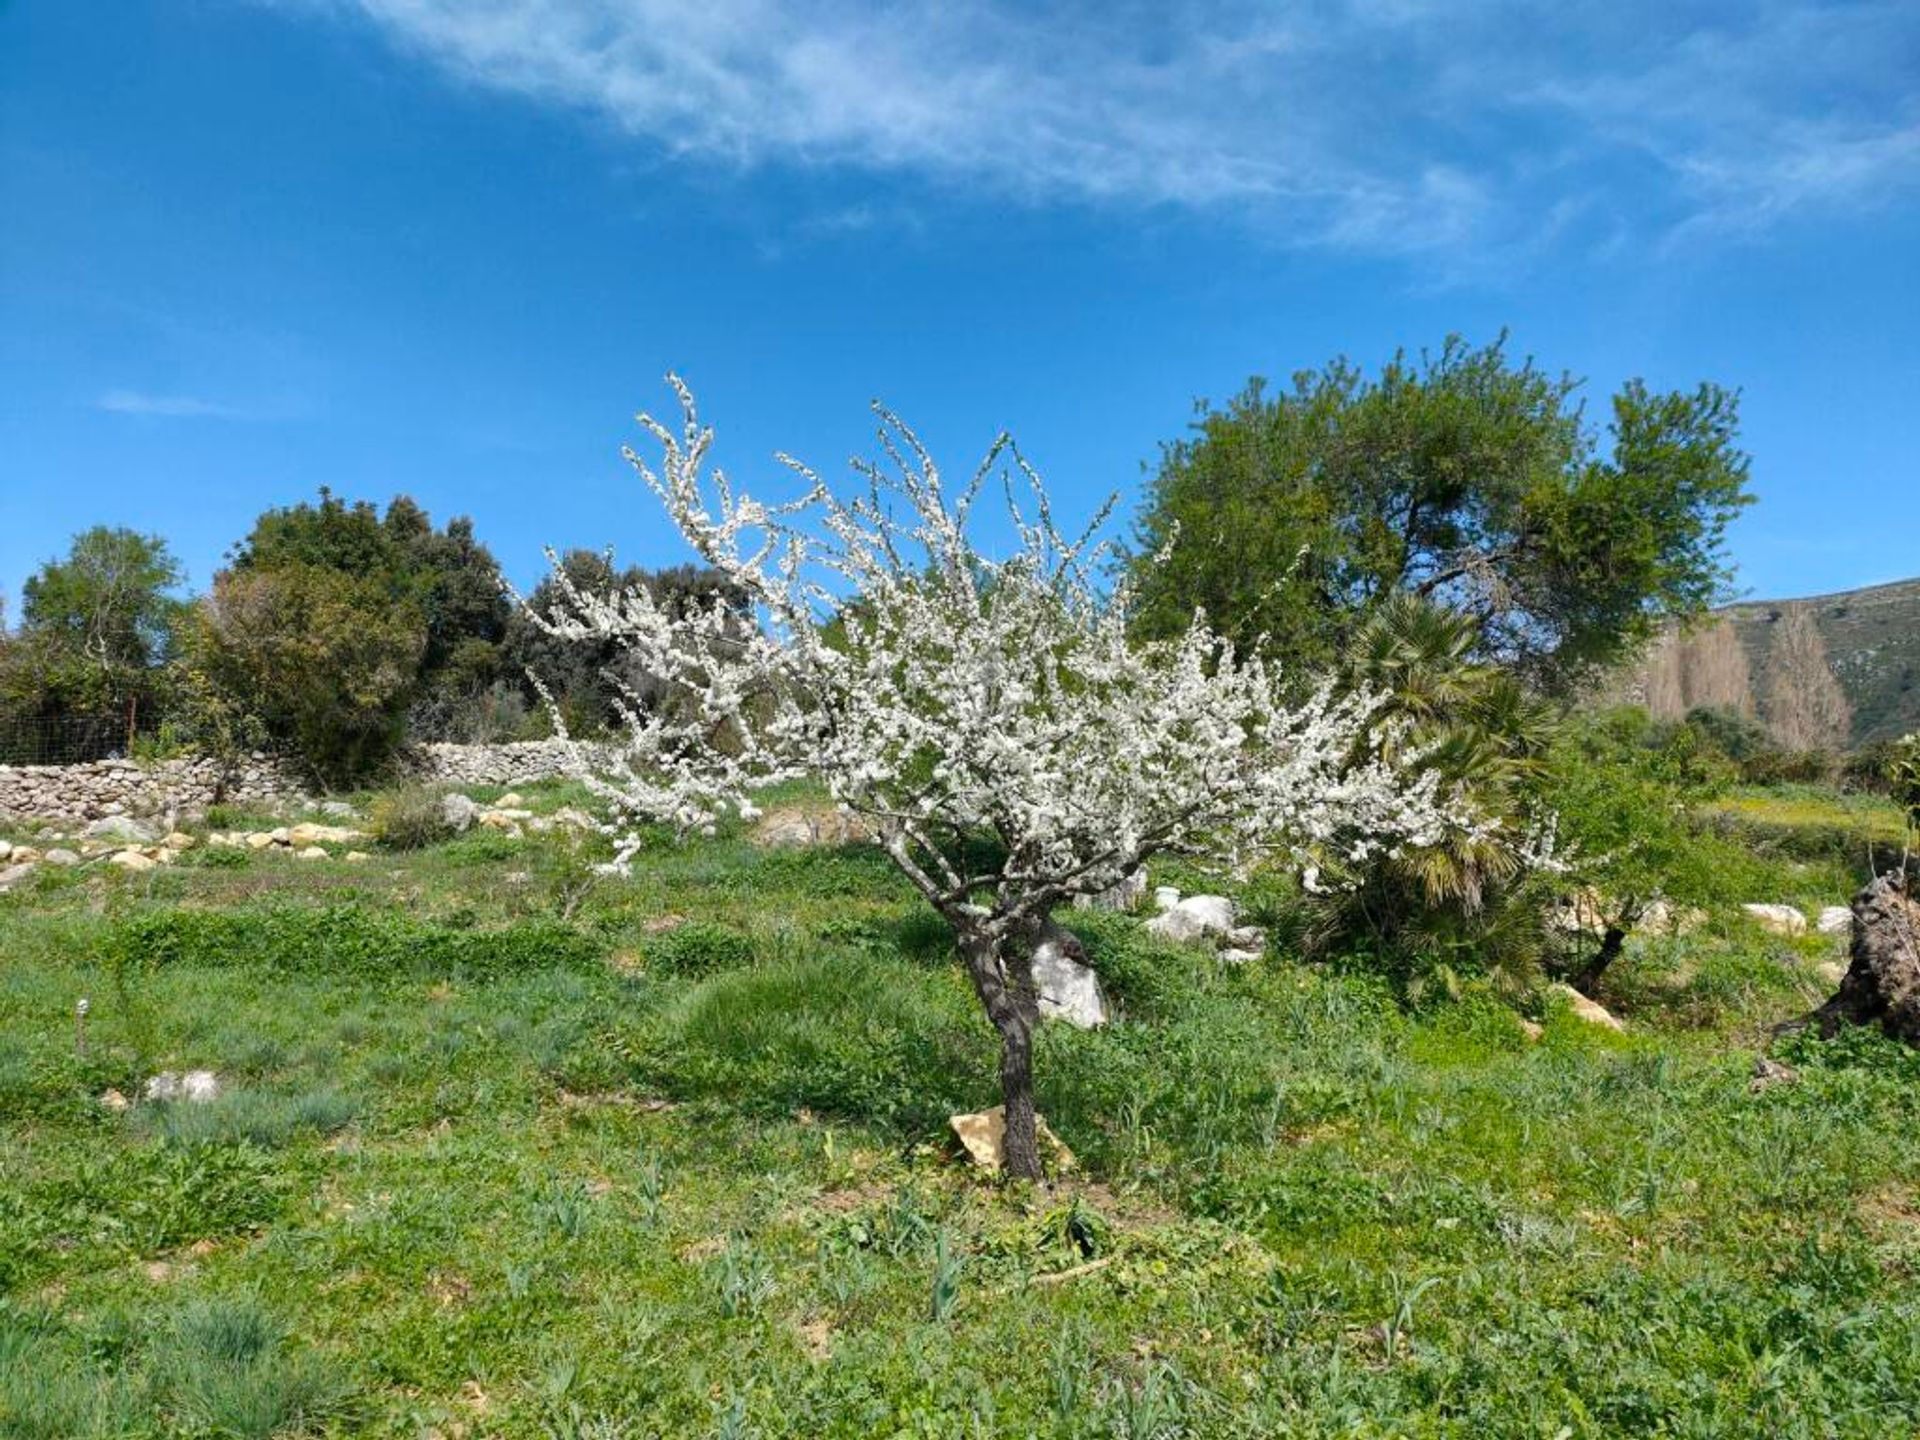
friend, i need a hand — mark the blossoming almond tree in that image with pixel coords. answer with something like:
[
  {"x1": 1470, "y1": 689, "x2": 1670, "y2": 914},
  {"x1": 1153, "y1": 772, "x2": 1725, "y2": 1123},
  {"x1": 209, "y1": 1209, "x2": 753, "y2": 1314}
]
[{"x1": 526, "y1": 379, "x2": 1458, "y2": 1179}]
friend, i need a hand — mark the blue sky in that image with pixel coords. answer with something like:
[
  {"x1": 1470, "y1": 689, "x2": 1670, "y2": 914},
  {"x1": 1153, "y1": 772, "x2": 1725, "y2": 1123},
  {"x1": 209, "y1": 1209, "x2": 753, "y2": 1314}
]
[{"x1": 4, "y1": 0, "x2": 1917, "y2": 616}]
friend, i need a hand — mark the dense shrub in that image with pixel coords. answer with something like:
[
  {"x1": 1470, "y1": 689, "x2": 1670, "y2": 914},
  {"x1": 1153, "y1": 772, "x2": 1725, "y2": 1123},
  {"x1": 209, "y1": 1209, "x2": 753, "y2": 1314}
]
[
  {"x1": 367, "y1": 787, "x2": 459, "y2": 850},
  {"x1": 643, "y1": 921, "x2": 755, "y2": 978}
]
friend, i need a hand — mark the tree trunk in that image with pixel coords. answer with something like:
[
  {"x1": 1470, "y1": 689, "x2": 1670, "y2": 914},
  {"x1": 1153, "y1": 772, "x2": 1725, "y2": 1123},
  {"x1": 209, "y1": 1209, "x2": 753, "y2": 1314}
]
[
  {"x1": 1572, "y1": 926, "x2": 1626, "y2": 997},
  {"x1": 955, "y1": 921, "x2": 1042, "y2": 1181}
]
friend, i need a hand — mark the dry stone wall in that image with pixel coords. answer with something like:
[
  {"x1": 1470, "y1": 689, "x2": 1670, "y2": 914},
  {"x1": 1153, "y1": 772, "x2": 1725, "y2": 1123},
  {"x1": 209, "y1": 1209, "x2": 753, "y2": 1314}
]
[
  {"x1": 406, "y1": 739, "x2": 614, "y2": 788},
  {"x1": 0, "y1": 740, "x2": 610, "y2": 823},
  {"x1": 0, "y1": 755, "x2": 305, "y2": 823}
]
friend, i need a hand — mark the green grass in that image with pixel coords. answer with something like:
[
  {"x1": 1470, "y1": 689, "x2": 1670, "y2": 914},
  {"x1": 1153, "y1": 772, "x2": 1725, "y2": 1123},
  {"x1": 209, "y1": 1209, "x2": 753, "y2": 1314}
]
[{"x1": 2, "y1": 780, "x2": 1918, "y2": 1436}]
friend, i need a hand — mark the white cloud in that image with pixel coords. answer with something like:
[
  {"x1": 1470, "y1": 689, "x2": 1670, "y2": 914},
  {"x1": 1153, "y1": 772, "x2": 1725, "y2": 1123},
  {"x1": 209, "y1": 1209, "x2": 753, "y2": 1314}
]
[
  {"x1": 271, "y1": 0, "x2": 1920, "y2": 258},
  {"x1": 95, "y1": 390, "x2": 245, "y2": 419}
]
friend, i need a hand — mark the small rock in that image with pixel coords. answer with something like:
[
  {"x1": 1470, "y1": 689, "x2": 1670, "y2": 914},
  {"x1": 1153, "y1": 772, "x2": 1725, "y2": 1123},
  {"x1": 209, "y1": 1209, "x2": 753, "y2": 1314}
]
[
  {"x1": 145, "y1": 1070, "x2": 221, "y2": 1103},
  {"x1": 319, "y1": 800, "x2": 357, "y2": 818},
  {"x1": 1742, "y1": 903, "x2": 1807, "y2": 937},
  {"x1": 43, "y1": 848, "x2": 80, "y2": 867},
  {"x1": 1749, "y1": 1055, "x2": 1799, "y2": 1093},
  {"x1": 949, "y1": 1106, "x2": 1075, "y2": 1174},
  {"x1": 246, "y1": 831, "x2": 277, "y2": 850},
  {"x1": 1548, "y1": 983, "x2": 1625, "y2": 1032},
  {"x1": 495, "y1": 792, "x2": 525, "y2": 808},
  {"x1": 1153, "y1": 886, "x2": 1182, "y2": 912},
  {"x1": 0, "y1": 840, "x2": 11, "y2": 862},
  {"x1": 8, "y1": 846, "x2": 41, "y2": 864},
  {"x1": 1219, "y1": 947, "x2": 1264, "y2": 964},
  {"x1": 1816, "y1": 906, "x2": 1853, "y2": 936},
  {"x1": 0, "y1": 861, "x2": 37, "y2": 891},
  {"x1": 344, "y1": 850, "x2": 371, "y2": 863},
  {"x1": 99, "y1": 1088, "x2": 130, "y2": 1112},
  {"x1": 550, "y1": 806, "x2": 598, "y2": 831},
  {"x1": 289, "y1": 822, "x2": 363, "y2": 847},
  {"x1": 1518, "y1": 1018, "x2": 1544, "y2": 1041},
  {"x1": 295, "y1": 845, "x2": 329, "y2": 861},
  {"x1": 109, "y1": 850, "x2": 157, "y2": 873},
  {"x1": 268, "y1": 827, "x2": 291, "y2": 846},
  {"x1": 163, "y1": 832, "x2": 196, "y2": 851},
  {"x1": 441, "y1": 793, "x2": 481, "y2": 832}
]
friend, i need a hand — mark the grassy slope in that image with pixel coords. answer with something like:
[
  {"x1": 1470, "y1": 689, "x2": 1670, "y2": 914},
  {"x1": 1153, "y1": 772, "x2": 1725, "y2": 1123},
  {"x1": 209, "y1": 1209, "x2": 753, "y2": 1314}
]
[{"x1": 3, "y1": 785, "x2": 1919, "y2": 1438}]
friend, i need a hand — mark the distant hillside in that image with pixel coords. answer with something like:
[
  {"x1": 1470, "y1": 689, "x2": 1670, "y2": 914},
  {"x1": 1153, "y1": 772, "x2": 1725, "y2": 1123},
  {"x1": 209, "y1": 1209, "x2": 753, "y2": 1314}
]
[{"x1": 1611, "y1": 576, "x2": 1920, "y2": 749}]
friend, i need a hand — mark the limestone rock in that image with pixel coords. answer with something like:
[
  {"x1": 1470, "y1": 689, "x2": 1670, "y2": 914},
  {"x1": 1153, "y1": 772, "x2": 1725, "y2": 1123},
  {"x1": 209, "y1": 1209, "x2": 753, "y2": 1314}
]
[
  {"x1": 1742, "y1": 903, "x2": 1807, "y2": 937},
  {"x1": 949, "y1": 1106, "x2": 1075, "y2": 1174},
  {"x1": 1749, "y1": 1055, "x2": 1799, "y2": 1093},
  {"x1": 163, "y1": 831, "x2": 196, "y2": 851},
  {"x1": 1153, "y1": 886, "x2": 1182, "y2": 912},
  {"x1": 1219, "y1": 947, "x2": 1264, "y2": 965},
  {"x1": 1032, "y1": 927, "x2": 1107, "y2": 1028},
  {"x1": 0, "y1": 840, "x2": 10, "y2": 861},
  {"x1": 751, "y1": 805, "x2": 870, "y2": 848},
  {"x1": 245, "y1": 831, "x2": 278, "y2": 851},
  {"x1": 1144, "y1": 894, "x2": 1236, "y2": 944},
  {"x1": 344, "y1": 850, "x2": 371, "y2": 863},
  {"x1": 1814, "y1": 871, "x2": 1920, "y2": 1045},
  {"x1": 289, "y1": 822, "x2": 362, "y2": 847},
  {"x1": 8, "y1": 846, "x2": 40, "y2": 864},
  {"x1": 495, "y1": 792, "x2": 525, "y2": 808},
  {"x1": 43, "y1": 848, "x2": 80, "y2": 867},
  {"x1": 318, "y1": 800, "x2": 357, "y2": 818},
  {"x1": 109, "y1": 850, "x2": 157, "y2": 873},
  {"x1": 440, "y1": 792, "x2": 481, "y2": 833},
  {"x1": 295, "y1": 845, "x2": 329, "y2": 861},
  {"x1": 0, "y1": 861, "x2": 36, "y2": 891},
  {"x1": 1549, "y1": 983, "x2": 1625, "y2": 1032},
  {"x1": 1816, "y1": 906, "x2": 1853, "y2": 936},
  {"x1": 145, "y1": 1070, "x2": 220, "y2": 1104},
  {"x1": 82, "y1": 815, "x2": 155, "y2": 844}
]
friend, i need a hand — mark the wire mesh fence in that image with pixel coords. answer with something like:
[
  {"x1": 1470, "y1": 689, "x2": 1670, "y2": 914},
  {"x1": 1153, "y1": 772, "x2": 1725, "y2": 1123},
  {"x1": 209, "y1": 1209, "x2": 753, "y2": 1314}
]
[{"x1": 0, "y1": 710, "x2": 159, "y2": 766}]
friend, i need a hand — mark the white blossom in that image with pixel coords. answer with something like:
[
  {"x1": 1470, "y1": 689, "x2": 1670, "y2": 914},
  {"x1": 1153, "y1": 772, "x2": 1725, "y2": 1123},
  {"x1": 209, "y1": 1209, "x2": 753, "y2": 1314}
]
[{"x1": 525, "y1": 377, "x2": 1466, "y2": 943}]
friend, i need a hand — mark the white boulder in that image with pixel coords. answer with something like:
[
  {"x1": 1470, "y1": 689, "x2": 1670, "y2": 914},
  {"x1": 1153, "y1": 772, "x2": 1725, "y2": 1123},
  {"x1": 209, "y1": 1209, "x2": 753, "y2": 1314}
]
[
  {"x1": 440, "y1": 793, "x2": 481, "y2": 832},
  {"x1": 145, "y1": 1070, "x2": 221, "y2": 1104},
  {"x1": 1742, "y1": 904, "x2": 1808, "y2": 937},
  {"x1": 1816, "y1": 906, "x2": 1853, "y2": 936},
  {"x1": 1033, "y1": 933, "x2": 1108, "y2": 1028},
  {"x1": 1144, "y1": 894, "x2": 1237, "y2": 944},
  {"x1": 82, "y1": 815, "x2": 155, "y2": 844}
]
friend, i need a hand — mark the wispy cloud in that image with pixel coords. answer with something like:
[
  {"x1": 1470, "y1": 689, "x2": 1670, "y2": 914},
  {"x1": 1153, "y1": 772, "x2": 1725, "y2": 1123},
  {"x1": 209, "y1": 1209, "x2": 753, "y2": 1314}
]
[
  {"x1": 96, "y1": 390, "x2": 245, "y2": 419},
  {"x1": 269, "y1": 0, "x2": 1920, "y2": 260}
]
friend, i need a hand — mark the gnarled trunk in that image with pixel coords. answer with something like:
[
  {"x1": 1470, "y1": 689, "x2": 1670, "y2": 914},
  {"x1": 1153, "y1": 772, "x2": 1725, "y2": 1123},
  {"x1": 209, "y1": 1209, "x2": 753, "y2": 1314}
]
[
  {"x1": 955, "y1": 919, "x2": 1041, "y2": 1180},
  {"x1": 1572, "y1": 926, "x2": 1627, "y2": 997}
]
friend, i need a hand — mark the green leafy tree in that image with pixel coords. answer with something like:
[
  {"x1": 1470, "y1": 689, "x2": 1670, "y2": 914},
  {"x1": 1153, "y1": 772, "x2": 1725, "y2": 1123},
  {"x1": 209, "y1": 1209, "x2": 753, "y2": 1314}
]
[
  {"x1": 185, "y1": 565, "x2": 426, "y2": 785},
  {"x1": 0, "y1": 527, "x2": 185, "y2": 759},
  {"x1": 1128, "y1": 335, "x2": 1752, "y2": 692},
  {"x1": 1546, "y1": 710, "x2": 1726, "y2": 994},
  {"x1": 207, "y1": 489, "x2": 512, "y2": 763}
]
